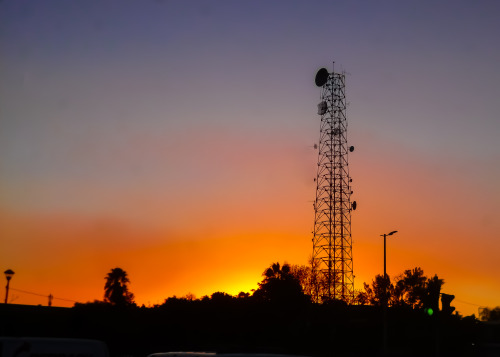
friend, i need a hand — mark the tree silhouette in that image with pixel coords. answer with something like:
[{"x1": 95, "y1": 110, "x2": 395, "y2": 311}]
[
  {"x1": 236, "y1": 291, "x2": 250, "y2": 299},
  {"x1": 253, "y1": 262, "x2": 308, "y2": 305},
  {"x1": 353, "y1": 289, "x2": 369, "y2": 305},
  {"x1": 479, "y1": 306, "x2": 500, "y2": 321},
  {"x1": 361, "y1": 267, "x2": 444, "y2": 310},
  {"x1": 393, "y1": 267, "x2": 427, "y2": 308},
  {"x1": 289, "y1": 260, "x2": 342, "y2": 303},
  {"x1": 289, "y1": 264, "x2": 313, "y2": 295},
  {"x1": 360, "y1": 274, "x2": 393, "y2": 306},
  {"x1": 104, "y1": 267, "x2": 135, "y2": 306},
  {"x1": 210, "y1": 291, "x2": 234, "y2": 303}
]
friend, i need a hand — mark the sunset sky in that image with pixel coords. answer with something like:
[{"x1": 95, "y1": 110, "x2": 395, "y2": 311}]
[{"x1": 1, "y1": 0, "x2": 499, "y2": 316}]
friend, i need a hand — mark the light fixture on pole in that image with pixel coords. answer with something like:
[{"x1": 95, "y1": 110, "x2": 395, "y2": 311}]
[
  {"x1": 381, "y1": 231, "x2": 398, "y2": 281},
  {"x1": 4, "y1": 269, "x2": 15, "y2": 304}
]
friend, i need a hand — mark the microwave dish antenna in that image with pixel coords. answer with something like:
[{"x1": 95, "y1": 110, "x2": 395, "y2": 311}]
[{"x1": 315, "y1": 68, "x2": 329, "y2": 87}]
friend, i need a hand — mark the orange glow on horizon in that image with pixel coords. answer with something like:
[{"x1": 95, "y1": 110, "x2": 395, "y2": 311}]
[{"x1": 1, "y1": 131, "x2": 499, "y2": 317}]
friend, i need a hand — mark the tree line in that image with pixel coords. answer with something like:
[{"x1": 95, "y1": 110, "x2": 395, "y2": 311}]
[{"x1": 98, "y1": 264, "x2": 498, "y2": 322}]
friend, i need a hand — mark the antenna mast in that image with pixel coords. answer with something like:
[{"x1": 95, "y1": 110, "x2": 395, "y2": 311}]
[{"x1": 312, "y1": 65, "x2": 356, "y2": 303}]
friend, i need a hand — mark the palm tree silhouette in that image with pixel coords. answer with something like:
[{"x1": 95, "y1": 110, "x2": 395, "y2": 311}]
[
  {"x1": 255, "y1": 262, "x2": 306, "y2": 303},
  {"x1": 104, "y1": 267, "x2": 135, "y2": 306},
  {"x1": 263, "y1": 262, "x2": 293, "y2": 281}
]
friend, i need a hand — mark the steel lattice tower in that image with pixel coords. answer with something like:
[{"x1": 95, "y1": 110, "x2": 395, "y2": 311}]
[{"x1": 311, "y1": 66, "x2": 355, "y2": 303}]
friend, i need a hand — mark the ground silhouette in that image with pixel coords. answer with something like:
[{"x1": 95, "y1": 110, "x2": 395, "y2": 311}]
[{"x1": 1, "y1": 263, "x2": 498, "y2": 357}]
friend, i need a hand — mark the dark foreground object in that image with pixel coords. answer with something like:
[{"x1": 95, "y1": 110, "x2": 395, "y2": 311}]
[{"x1": 1, "y1": 302, "x2": 498, "y2": 357}]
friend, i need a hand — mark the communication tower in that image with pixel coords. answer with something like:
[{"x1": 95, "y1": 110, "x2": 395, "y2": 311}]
[{"x1": 311, "y1": 65, "x2": 356, "y2": 303}]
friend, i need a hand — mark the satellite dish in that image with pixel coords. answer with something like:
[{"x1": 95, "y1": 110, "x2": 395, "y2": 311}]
[
  {"x1": 315, "y1": 68, "x2": 329, "y2": 87},
  {"x1": 349, "y1": 146, "x2": 355, "y2": 152},
  {"x1": 317, "y1": 101, "x2": 328, "y2": 115},
  {"x1": 352, "y1": 201, "x2": 357, "y2": 210}
]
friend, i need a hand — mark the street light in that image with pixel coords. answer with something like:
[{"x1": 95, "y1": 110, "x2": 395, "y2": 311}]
[
  {"x1": 380, "y1": 231, "x2": 397, "y2": 355},
  {"x1": 381, "y1": 231, "x2": 398, "y2": 281},
  {"x1": 4, "y1": 269, "x2": 15, "y2": 304}
]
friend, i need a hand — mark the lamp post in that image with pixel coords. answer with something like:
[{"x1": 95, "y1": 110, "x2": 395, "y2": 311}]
[
  {"x1": 4, "y1": 269, "x2": 15, "y2": 304},
  {"x1": 382, "y1": 231, "x2": 398, "y2": 282},
  {"x1": 381, "y1": 231, "x2": 397, "y2": 355}
]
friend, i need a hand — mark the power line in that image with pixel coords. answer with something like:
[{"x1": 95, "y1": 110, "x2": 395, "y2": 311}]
[
  {"x1": 454, "y1": 298, "x2": 483, "y2": 307},
  {"x1": 9, "y1": 287, "x2": 78, "y2": 303},
  {"x1": 10, "y1": 288, "x2": 46, "y2": 298}
]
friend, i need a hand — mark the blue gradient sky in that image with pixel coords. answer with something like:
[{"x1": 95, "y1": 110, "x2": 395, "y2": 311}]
[{"x1": 1, "y1": 0, "x2": 499, "y2": 314}]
